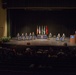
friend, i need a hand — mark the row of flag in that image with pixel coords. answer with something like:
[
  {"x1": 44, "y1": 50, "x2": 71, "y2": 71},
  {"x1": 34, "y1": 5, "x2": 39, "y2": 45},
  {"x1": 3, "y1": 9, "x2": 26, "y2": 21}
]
[{"x1": 37, "y1": 26, "x2": 48, "y2": 35}]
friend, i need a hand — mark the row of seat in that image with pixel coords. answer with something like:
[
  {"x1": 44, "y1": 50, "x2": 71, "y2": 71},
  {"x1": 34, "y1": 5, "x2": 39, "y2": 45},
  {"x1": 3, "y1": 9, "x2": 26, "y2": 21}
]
[{"x1": 0, "y1": 46, "x2": 76, "y2": 72}]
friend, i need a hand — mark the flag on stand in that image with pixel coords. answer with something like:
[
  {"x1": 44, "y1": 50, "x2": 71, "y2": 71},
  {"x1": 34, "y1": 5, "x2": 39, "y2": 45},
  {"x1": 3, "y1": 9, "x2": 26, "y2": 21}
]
[
  {"x1": 46, "y1": 26, "x2": 48, "y2": 35},
  {"x1": 44, "y1": 26, "x2": 45, "y2": 35},
  {"x1": 39, "y1": 26, "x2": 41, "y2": 35},
  {"x1": 37, "y1": 26, "x2": 39, "y2": 35},
  {"x1": 42, "y1": 26, "x2": 43, "y2": 35}
]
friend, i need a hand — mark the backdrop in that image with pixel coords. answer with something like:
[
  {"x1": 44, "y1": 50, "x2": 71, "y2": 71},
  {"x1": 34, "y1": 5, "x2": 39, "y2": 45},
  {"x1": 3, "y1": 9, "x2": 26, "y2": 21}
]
[{"x1": 7, "y1": 9, "x2": 76, "y2": 37}]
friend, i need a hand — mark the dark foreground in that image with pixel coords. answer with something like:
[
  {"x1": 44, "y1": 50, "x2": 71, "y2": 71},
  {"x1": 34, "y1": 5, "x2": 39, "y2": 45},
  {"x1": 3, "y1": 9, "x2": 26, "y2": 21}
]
[{"x1": 0, "y1": 44, "x2": 76, "y2": 75}]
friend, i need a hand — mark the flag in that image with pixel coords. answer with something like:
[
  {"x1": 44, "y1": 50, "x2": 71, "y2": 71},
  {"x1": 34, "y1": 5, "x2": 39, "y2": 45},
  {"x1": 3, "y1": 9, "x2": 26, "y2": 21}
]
[
  {"x1": 42, "y1": 26, "x2": 43, "y2": 35},
  {"x1": 44, "y1": 26, "x2": 45, "y2": 35},
  {"x1": 37, "y1": 26, "x2": 39, "y2": 35},
  {"x1": 46, "y1": 26, "x2": 48, "y2": 35},
  {"x1": 39, "y1": 26, "x2": 41, "y2": 34}
]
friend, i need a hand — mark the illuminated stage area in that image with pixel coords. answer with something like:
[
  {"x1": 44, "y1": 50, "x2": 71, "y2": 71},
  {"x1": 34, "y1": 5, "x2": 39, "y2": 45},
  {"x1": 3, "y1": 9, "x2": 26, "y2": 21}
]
[
  {"x1": 3, "y1": 37, "x2": 76, "y2": 47},
  {"x1": 1, "y1": 1, "x2": 76, "y2": 74}
]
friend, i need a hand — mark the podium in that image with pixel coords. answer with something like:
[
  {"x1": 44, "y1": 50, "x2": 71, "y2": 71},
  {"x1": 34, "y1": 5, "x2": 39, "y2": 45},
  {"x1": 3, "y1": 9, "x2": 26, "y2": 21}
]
[
  {"x1": 70, "y1": 35, "x2": 75, "y2": 44},
  {"x1": 37, "y1": 35, "x2": 47, "y2": 39},
  {"x1": 75, "y1": 34, "x2": 76, "y2": 43}
]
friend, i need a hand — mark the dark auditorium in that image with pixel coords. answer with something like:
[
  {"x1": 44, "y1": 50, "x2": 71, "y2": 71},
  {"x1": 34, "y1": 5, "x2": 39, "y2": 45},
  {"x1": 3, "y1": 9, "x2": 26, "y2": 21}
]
[{"x1": 0, "y1": 0, "x2": 76, "y2": 75}]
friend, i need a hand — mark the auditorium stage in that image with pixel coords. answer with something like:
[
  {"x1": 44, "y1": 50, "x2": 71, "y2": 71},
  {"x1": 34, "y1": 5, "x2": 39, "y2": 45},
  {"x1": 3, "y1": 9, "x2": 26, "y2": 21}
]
[{"x1": 3, "y1": 37, "x2": 76, "y2": 47}]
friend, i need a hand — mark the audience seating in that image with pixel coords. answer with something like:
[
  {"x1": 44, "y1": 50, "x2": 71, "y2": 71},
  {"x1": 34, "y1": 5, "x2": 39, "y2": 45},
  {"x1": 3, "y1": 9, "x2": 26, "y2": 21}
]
[{"x1": 0, "y1": 44, "x2": 76, "y2": 72}]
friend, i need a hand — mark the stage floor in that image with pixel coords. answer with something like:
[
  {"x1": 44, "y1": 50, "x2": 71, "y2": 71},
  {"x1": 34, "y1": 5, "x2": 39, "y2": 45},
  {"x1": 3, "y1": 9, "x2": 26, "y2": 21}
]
[{"x1": 4, "y1": 38, "x2": 76, "y2": 46}]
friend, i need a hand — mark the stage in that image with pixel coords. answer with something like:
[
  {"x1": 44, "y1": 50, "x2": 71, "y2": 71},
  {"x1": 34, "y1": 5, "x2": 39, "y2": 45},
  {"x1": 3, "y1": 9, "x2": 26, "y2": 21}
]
[{"x1": 3, "y1": 37, "x2": 76, "y2": 47}]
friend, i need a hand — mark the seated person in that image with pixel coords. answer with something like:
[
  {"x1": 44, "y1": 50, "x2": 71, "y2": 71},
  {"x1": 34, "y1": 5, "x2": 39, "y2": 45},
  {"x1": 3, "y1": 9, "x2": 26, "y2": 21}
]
[
  {"x1": 21, "y1": 33, "x2": 25, "y2": 40},
  {"x1": 32, "y1": 32, "x2": 35, "y2": 36},
  {"x1": 49, "y1": 33, "x2": 52, "y2": 38},
  {"x1": 17, "y1": 33, "x2": 20, "y2": 40},
  {"x1": 57, "y1": 33, "x2": 60, "y2": 38},
  {"x1": 62, "y1": 33, "x2": 65, "y2": 38},
  {"x1": 60, "y1": 33, "x2": 65, "y2": 41},
  {"x1": 56, "y1": 37, "x2": 60, "y2": 41},
  {"x1": 56, "y1": 33, "x2": 60, "y2": 41},
  {"x1": 32, "y1": 32, "x2": 36, "y2": 39},
  {"x1": 29, "y1": 33, "x2": 32, "y2": 40},
  {"x1": 25, "y1": 33, "x2": 28, "y2": 39}
]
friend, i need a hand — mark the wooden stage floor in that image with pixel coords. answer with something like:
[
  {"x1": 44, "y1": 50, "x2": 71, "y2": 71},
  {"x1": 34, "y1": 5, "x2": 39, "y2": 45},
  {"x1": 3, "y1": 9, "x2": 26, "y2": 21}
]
[{"x1": 4, "y1": 38, "x2": 76, "y2": 47}]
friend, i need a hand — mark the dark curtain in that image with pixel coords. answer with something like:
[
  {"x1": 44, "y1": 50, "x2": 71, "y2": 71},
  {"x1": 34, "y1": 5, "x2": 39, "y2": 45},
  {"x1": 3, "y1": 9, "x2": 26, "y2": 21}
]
[{"x1": 8, "y1": 9, "x2": 76, "y2": 37}]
